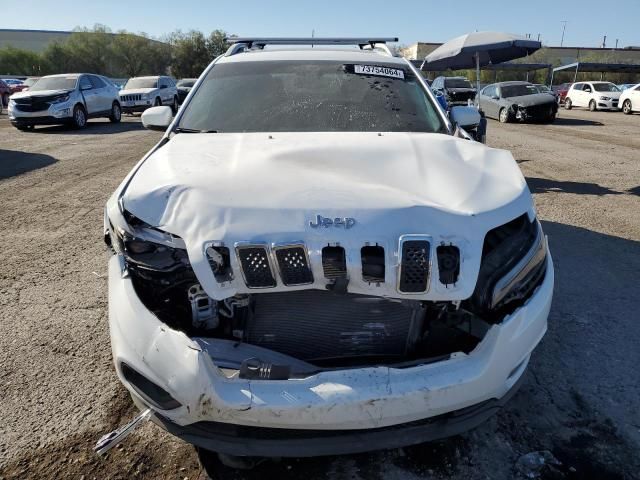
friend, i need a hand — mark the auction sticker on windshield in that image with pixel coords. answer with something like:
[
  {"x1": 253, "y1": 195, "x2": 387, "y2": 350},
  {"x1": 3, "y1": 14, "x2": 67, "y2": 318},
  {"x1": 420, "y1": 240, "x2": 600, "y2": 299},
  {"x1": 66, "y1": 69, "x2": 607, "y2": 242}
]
[{"x1": 354, "y1": 65, "x2": 405, "y2": 79}]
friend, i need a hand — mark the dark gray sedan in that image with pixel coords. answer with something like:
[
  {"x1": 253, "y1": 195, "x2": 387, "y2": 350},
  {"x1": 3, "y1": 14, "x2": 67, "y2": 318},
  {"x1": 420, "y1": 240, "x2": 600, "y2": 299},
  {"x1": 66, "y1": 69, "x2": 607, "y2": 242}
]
[{"x1": 478, "y1": 81, "x2": 557, "y2": 123}]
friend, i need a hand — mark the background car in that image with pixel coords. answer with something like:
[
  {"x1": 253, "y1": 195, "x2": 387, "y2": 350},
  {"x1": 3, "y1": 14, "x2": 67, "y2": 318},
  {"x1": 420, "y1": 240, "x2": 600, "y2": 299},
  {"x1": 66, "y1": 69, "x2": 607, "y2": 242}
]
[
  {"x1": 431, "y1": 76, "x2": 476, "y2": 106},
  {"x1": 176, "y1": 78, "x2": 197, "y2": 104},
  {"x1": 20, "y1": 77, "x2": 40, "y2": 92},
  {"x1": 617, "y1": 83, "x2": 637, "y2": 91},
  {"x1": 478, "y1": 81, "x2": 558, "y2": 123},
  {"x1": 3, "y1": 78, "x2": 27, "y2": 94},
  {"x1": 8, "y1": 73, "x2": 122, "y2": 130},
  {"x1": 564, "y1": 81, "x2": 621, "y2": 111},
  {"x1": 0, "y1": 79, "x2": 11, "y2": 106},
  {"x1": 618, "y1": 83, "x2": 640, "y2": 114},
  {"x1": 551, "y1": 83, "x2": 572, "y2": 104},
  {"x1": 533, "y1": 83, "x2": 558, "y2": 101},
  {"x1": 119, "y1": 75, "x2": 178, "y2": 114}
]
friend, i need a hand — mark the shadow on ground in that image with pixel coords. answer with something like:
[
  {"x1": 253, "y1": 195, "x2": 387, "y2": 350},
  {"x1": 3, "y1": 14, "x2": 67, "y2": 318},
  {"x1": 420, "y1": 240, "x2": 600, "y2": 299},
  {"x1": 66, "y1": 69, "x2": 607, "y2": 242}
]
[
  {"x1": 552, "y1": 117, "x2": 604, "y2": 127},
  {"x1": 526, "y1": 177, "x2": 622, "y2": 196},
  {"x1": 0, "y1": 149, "x2": 57, "y2": 179}
]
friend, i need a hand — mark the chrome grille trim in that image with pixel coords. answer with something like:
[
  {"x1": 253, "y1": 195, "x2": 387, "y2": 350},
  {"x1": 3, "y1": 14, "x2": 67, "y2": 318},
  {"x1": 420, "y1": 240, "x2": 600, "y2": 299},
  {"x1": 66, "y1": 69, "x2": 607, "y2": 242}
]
[
  {"x1": 397, "y1": 235, "x2": 432, "y2": 294},
  {"x1": 235, "y1": 243, "x2": 277, "y2": 289}
]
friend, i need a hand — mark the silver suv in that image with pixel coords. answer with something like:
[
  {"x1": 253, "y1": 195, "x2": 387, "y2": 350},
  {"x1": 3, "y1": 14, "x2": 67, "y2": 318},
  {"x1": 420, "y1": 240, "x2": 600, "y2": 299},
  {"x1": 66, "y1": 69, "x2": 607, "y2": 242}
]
[
  {"x1": 119, "y1": 76, "x2": 178, "y2": 114},
  {"x1": 8, "y1": 73, "x2": 121, "y2": 130}
]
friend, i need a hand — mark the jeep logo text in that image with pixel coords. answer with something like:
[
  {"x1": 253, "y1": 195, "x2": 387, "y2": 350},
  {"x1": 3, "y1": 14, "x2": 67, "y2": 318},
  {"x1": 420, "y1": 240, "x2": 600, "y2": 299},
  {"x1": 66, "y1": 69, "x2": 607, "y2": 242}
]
[{"x1": 309, "y1": 215, "x2": 356, "y2": 229}]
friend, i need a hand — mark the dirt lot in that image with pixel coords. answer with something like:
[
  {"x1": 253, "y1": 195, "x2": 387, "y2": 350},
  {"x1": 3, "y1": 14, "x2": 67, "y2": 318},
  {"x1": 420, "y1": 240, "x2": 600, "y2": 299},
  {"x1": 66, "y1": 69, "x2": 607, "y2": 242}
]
[{"x1": 0, "y1": 108, "x2": 638, "y2": 480}]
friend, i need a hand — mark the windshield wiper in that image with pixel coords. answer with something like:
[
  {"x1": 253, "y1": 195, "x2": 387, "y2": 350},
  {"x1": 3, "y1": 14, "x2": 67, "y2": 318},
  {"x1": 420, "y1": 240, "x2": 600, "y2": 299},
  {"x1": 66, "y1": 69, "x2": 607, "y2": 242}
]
[{"x1": 174, "y1": 127, "x2": 219, "y2": 133}]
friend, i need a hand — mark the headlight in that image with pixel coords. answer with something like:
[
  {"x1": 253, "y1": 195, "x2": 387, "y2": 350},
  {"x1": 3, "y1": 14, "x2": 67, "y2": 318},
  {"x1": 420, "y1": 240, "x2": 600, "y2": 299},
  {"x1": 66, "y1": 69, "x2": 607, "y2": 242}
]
[
  {"x1": 599, "y1": 96, "x2": 610, "y2": 101},
  {"x1": 51, "y1": 94, "x2": 70, "y2": 104},
  {"x1": 108, "y1": 206, "x2": 189, "y2": 272},
  {"x1": 469, "y1": 214, "x2": 548, "y2": 318}
]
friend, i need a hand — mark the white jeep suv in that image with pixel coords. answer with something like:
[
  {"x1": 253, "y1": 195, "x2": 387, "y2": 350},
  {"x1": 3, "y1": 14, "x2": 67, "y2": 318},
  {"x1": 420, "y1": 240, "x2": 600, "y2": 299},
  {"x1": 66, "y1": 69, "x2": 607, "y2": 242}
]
[
  {"x1": 564, "y1": 81, "x2": 622, "y2": 111},
  {"x1": 103, "y1": 37, "x2": 553, "y2": 468},
  {"x1": 119, "y1": 75, "x2": 178, "y2": 114}
]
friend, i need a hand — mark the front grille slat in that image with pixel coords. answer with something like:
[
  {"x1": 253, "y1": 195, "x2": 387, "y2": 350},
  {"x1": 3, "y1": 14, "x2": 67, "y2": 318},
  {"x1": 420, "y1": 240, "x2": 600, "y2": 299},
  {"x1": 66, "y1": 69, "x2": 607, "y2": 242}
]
[
  {"x1": 236, "y1": 245, "x2": 276, "y2": 288},
  {"x1": 398, "y1": 239, "x2": 430, "y2": 293},
  {"x1": 275, "y1": 245, "x2": 313, "y2": 286}
]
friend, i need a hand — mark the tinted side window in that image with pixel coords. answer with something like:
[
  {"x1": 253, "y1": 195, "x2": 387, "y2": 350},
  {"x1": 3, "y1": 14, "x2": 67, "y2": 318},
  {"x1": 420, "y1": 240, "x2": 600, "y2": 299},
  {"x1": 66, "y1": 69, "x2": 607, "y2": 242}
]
[
  {"x1": 89, "y1": 75, "x2": 105, "y2": 88},
  {"x1": 159, "y1": 78, "x2": 168, "y2": 88},
  {"x1": 79, "y1": 76, "x2": 92, "y2": 90}
]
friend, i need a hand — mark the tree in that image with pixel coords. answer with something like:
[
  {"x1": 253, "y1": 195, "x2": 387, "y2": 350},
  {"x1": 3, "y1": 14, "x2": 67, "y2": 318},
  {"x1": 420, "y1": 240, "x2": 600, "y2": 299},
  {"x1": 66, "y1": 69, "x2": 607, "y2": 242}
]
[
  {"x1": 0, "y1": 46, "x2": 43, "y2": 75},
  {"x1": 167, "y1": 30, "x2": 211, "y2": 78},
  {"x1": 207, "y1": 30, "x2": 230, "y2": 59}
]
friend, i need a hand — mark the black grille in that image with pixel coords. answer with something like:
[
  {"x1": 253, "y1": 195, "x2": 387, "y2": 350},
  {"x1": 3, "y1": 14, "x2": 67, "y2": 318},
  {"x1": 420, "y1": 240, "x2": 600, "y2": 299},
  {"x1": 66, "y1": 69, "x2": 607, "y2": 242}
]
[
  {"x1": 236, "y1": 246, "x2": 276, "y2": 288},
  {"x1": 361, "y1": 246, "x2": 385, "y2": 283},
  {"x1": 13, "y1": 97, "x2": 51, "y2": 112},
  {"x1": 275, "y1": 246, "x2": 313, "y2": 286},
  {"x1": 399, "y1": 240, "x2": 430, "y2": 293},
  {"x1": 436, "y1": 245, "x2": 460, "y2": 286},
  {"x1": 121, "y1": 94, "x2": 143, "y2": 102},
  {"x1": 322, "y1": 246, "x2": 347, "y2": 279}
]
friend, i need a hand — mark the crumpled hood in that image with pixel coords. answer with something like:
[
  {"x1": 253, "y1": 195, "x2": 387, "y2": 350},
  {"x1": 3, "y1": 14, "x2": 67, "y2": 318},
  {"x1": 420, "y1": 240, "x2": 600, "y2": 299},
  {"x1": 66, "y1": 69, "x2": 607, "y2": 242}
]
[
  {"x1": 121, "y1": 131, "x2": 530, "y2": 300},
  {"x1": 119, "y1": 88, "x2": 157, "y2": 96},
  {"x1": 504, "y1": 93, "x2": 556, "y2": 106},
  {"x1": 11, "y1": 89, "x2": 72, "y2": 99},
  {"x1": 124, "y1": 131, "x2": 527, "y2": 233}
]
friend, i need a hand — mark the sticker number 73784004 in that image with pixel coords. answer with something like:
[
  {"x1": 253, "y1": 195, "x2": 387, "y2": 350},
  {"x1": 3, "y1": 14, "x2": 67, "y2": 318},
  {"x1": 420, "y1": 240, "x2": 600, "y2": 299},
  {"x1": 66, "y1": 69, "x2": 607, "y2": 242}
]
[{"x1": 354, "y1": 65, "x2": 405, "y2": 79}]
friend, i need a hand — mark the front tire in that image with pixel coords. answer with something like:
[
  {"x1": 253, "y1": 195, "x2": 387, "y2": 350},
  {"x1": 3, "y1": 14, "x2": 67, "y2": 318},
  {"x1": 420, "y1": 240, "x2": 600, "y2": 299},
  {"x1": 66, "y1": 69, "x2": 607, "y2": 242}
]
[
  {"x1": 171, "y1": 96, "x2": 178, "y2": 114},
  {"x1": 71, "y1": 105, "x2": 87, "y2": 129},
  {"x1": 109, "y1": 101, "x2": 121, "y2": 123},
  {"x1": 622, "y1": 99, "x2": 632, "y2": 115},
  {"x1": 154, "y1": 97, "x2": 161, "y2": 107},
  {"x1": 589, "y1": 99, "x2": 597, "y2": 112},
  {"x1": 564, "y1": 98, "x2": 572, "y2": 110},
  {"x1": 499, "y1": 107, "x2": 511, "y2": 123}
]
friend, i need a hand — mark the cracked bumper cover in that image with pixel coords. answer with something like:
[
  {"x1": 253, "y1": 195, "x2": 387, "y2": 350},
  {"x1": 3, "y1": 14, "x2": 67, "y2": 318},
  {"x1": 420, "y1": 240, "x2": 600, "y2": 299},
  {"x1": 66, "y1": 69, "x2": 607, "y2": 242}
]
[{"x1": 109, "y1": 253, "x2": 553, "y2": 454}]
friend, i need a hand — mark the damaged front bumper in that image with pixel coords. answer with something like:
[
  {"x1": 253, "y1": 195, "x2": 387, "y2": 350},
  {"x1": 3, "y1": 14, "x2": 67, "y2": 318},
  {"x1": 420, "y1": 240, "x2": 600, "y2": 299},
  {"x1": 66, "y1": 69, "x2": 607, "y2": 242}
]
[{"x1": 109, "y1": 252, "x2": 553, "y2": 456}]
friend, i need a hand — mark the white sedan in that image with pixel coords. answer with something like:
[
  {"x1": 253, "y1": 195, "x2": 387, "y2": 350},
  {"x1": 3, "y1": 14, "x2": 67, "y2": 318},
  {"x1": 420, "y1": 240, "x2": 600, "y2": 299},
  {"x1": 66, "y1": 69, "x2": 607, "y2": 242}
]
[{"x1": 619, "y1": 83, "x2": 640, "y2": 114}]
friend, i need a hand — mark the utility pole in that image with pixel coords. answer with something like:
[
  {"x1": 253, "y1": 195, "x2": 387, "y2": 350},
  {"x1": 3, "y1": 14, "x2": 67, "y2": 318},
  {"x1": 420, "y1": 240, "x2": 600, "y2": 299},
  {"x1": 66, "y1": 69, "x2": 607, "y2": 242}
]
[
  {"x1": 615, "y1": 38, "x2": 619, "y2": 49},
  {"x1": 560, "y1": 21, "x2": 567, "y2": 47},
  {"x1": 537, "y1": 33, "x2": 541, "y2": 42},
  {"x1": 602, "y1": 35, "x2": 607, "y2": 48}
]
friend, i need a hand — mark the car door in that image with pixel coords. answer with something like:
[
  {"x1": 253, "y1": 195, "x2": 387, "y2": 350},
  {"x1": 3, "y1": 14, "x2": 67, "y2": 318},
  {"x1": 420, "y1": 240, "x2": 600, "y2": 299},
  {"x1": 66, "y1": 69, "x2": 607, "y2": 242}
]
[
  {"x1": 158, "y1": 77, "x2": 171, "y2": 104},
  {"x1": 89, "y1": 75, "x2": 110, "y2": 112},
  {"x1": 581, "y1": 83, "x2": 594, "y2": 107},
  {"x1": 79, "y1": 75, "x2": 99, "y2": 114},
  {"x1": 483, "y1": 85, "x2": 500, "y2": 119},
  {"x1": 629, "y1": 84, "x2": 640, "y2": 110}
]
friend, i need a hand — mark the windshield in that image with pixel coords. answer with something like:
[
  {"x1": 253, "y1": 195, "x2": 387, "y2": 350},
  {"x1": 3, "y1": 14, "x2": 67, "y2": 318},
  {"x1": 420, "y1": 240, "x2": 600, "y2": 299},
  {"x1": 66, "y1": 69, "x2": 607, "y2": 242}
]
[
  {"x1": 177, "y1": 79, "x2": 196, "y2": 87},
  {"x1": 445, "y1": 78, "x2": 472, "y2": 89},
  {"x1": 5, "y1": 79, "x2": 22, "y2": 85},
  {"x1": 593, "y1": 83, "x2": 620, "y2": 92},
  {"x1": 536, "y1": 85, "x2": 551, "y2": 93},
  {"x1": 23, "y1": 78, "x2": 38, "y2": 87},
  {"x1": 178, "y1": 61, "x2": 446, "y2": 133},
  {"x1": 124, "y1": 78, "x2": 158, "y2": 89},
  {"x1": 501, "y1": 84, "x2": 538, "y2": 98},
  {"x1": 30, "y1": 76, "x2": 77, "y2": 91}
]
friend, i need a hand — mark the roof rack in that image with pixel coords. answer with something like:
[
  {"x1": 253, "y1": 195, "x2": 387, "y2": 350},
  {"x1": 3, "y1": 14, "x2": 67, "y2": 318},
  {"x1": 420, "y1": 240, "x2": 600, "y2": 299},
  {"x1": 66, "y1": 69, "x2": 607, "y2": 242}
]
[{"x1": 224, "y1": 37, "x2": 398, "y2": 56}]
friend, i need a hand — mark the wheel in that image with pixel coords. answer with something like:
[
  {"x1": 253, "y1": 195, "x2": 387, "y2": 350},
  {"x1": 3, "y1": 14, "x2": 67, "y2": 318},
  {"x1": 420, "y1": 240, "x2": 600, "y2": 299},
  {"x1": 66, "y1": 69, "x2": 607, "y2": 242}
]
[
  {"x1": 109, "y1": 102, "x2": 121, "y2": 123},
  {"x1": 589, "y1": 99, "x2": 597, "y2": 111},
  {"x1": 154, "y1": 97, "x2": 161, "y2": 107},
  {"x1": 564, "y1": 98, "x2": 572, "y2": 110},
  {"x1": 171, "y1": 96, "x2": 178, "y2": 114},
  {"x1": 71, "y1": 105, "x2": 87, "y2": 129},
  {"x1": 622, "y1": 99, "x2": 632, "y2": 115},
  {"x1": 499, "y1": 107, "x2": 511, "y2": 123}
]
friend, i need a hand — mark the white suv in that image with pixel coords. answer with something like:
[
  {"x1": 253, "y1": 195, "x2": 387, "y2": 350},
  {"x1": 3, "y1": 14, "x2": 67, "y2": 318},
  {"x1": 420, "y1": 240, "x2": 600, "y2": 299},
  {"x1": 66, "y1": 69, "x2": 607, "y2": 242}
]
[
  {"x1": 119, "y1": 75, "x2": 178, "y2": 114},
  {"x1": 103, "y1": 37, "x2": 553, "y2": 471},
  {"x1": 564, "y1": 81, "x2": 622, "y2": 111}
]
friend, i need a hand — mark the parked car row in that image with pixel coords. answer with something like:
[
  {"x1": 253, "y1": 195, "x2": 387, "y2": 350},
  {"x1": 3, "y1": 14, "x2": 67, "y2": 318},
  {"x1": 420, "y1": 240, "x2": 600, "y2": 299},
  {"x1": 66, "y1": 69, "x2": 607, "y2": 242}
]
[
  {"x1": 4, "y1": 73, "x2": 197, "y2": 130},
  {"x1": 478, "y1": 81, "x2": 558, "y2": 123},
  {"x1": 564, "y1": 81, "x2": 640, "y2": 114}
]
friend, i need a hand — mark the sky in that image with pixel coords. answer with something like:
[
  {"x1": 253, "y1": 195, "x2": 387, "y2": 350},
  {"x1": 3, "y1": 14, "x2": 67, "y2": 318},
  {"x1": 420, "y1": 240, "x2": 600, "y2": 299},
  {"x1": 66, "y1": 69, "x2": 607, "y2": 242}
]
[{"x1": 5, "y1": 0, "x2": 640, "y2": 48}]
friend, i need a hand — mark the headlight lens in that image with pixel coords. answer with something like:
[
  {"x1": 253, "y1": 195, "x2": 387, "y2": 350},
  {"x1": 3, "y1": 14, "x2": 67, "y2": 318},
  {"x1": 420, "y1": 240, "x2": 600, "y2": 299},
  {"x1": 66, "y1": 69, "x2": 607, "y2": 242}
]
[
  {"x1": 469, "y1": 214, "x2": 548, "y2": 319},
  {"x1": 599, "y1": 96, "x2": 610, "y2": 101},
  {"x1": 51, "y1": 94, "x2": 70, "y2": 104}
]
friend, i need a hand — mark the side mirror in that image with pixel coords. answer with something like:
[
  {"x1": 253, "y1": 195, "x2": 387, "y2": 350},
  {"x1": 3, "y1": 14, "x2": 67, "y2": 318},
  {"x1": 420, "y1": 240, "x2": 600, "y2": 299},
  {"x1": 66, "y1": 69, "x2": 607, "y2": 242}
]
[
  {"x1": 141, "y1": 106, "x2": 173, "y2": 131},
  {"x1": 450, "y1": 106, "x2": 481, "y2": 129}
]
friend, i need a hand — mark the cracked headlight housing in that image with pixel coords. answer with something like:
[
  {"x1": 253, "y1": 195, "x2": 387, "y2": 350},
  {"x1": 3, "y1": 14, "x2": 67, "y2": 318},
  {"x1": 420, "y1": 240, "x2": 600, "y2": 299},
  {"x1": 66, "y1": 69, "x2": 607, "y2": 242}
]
[
  {"x1": 51, "y1": 94, "x2": 70, "y2": 104},
  {"x1": 469, "y1": 214, "x2": 548, "y2": 320}
]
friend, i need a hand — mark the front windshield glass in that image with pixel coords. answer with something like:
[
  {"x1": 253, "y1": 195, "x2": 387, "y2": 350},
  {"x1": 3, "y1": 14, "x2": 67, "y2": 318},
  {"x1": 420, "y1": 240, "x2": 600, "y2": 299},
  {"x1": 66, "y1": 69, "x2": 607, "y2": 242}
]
[
  {"x1": 445, "y1": 78, "x2": 472, "y2": 88},
  {"x1": 178, "y1": 61, "x2": 446, "y2": 133},
  {"x1": 536, "y1": 85, "x2": 551, "y2": 93},
  {"x1": 177, "y1": 79, "x2": 196, "y2": 87},
  {"x1": 124, "y1": 78, "x2": 158, "y2": 89},
  {"x1": 30, "y1": 76, "x2": 77, "y2": 91},
  {"x1": 501, "y1": 84, "x2": 539, "y2": 98},
  {"x1": 593, "y1": 83, "x2": 620, "y2": 92}
]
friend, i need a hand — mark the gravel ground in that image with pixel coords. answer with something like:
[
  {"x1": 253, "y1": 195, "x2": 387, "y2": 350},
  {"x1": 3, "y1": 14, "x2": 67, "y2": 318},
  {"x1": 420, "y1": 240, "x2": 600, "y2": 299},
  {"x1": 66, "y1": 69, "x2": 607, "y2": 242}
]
[{"x1": 0, "y1": 108, "x2": 638, "y2": 480}]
